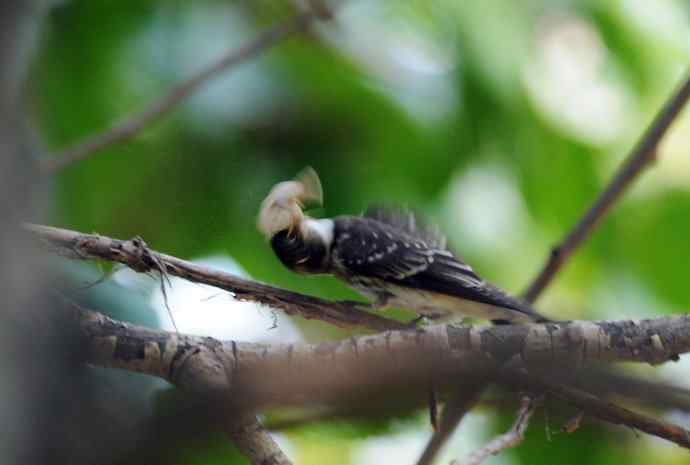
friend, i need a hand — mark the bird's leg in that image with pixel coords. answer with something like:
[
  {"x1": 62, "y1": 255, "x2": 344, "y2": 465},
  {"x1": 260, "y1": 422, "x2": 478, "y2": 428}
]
[
  {"x1": 405, "y1": 314, "x2": 427, "y2": 329},
  {"x1": 371, "y1": 293, "x2": 390, "y2": 310},
  {"x1": 336, "y1": 299, "x2": 374, "y2": 311},
  {"x1": 405, "y1": 311, "x2": 448, "y2": 328},
  {"x1": 337, "y1": 291, "x2": 390, "y2": 312}
]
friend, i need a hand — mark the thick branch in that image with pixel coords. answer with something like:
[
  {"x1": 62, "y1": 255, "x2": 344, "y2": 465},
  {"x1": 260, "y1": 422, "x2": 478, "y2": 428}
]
[
  {"x1": 29, "y1": 224, "x2": 405, "y2": 331},
  {"x1": 40, "y1": 11, "x2": 321, "y2": 173},
  {"x1": 76, "y1": 306, "x2": 690, "y2": 447},
  {"x1": 524, "y1": 69, "x2": 690, "y2": 302}
]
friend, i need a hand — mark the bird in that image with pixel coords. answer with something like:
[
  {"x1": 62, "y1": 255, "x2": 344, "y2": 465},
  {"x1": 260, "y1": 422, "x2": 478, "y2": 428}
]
[{"x1": 257, "y1": 167, "x2": 549, "y2": 324}]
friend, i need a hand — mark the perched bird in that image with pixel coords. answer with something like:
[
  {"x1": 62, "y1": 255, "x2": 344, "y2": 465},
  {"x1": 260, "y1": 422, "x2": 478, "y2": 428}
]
[{"x1": 258, "y1": 168, "x2": 549, "y2": 324}]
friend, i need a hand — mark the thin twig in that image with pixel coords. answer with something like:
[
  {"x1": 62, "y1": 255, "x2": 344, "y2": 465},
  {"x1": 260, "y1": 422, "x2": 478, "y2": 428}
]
[
  {"x1": 451, "y1": 396, "x2": 535, "y2": 465},
  {"x1": 524, "y1": 69, "x2": 690, "y2": 303},
  {"x1": 26, "y1": 223, "x2": 406, "y2": 331},
  {"x1": 415, "y1": 380, "x2": 487, "y2": 465},
  {"x1": 425, "y1": 69, "x2": 690, "y2": 465},
  {"x1": 39, "y1": 11, "x2": 319, "y2": 174},
  {"x1": 543, "y1": 381, "x2": 690, "y2": 447},
  {"x1": 500, "y1": 367, "x2": 690, "y2": 449}
]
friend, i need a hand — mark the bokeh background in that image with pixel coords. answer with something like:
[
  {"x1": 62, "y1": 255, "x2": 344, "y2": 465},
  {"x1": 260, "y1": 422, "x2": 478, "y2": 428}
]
[{"x1": 30, "y1": 1, "x2": 690, "y2": 464}]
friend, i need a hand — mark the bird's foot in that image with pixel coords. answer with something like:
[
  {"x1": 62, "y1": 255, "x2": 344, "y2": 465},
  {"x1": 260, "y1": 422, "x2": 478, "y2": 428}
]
[
  {"x1": 405, "y1": 314, "x2": 429, "y2": 329},
  {"x1": 406, "y1": 312, "x2": 456, "y2": 329},
  {"x1": 336, "y1": 300, "x2": 374, "y2": 312}
]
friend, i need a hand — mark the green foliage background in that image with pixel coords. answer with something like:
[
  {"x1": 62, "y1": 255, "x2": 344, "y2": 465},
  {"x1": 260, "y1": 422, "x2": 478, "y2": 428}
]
[{"x1": 32, "y1": 0, "x2": 690, "y2": 464}]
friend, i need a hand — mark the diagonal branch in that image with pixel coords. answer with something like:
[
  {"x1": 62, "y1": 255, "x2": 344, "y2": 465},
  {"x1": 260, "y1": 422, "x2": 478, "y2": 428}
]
[
  {"x1": 39, "y1": 10, "x2": 321, "y2": 174},
  {"x1": 451, "y1": 396, "x2": 536, "y2": 465},
  {"x1": 27, "y1": 224, "x2": 406, "y2": 331},
  {"x1": 534, "y1": 379, "x2": 690, "y2": 448},
  {"x1": 415, "y1": 66, "x2": 690, "y2": 465},
  {"x1": 524, "y1": 69, "x2": 690, "y2": 303},
  {"x1": 415, "y1": 379, "x2": 487, "y2": 465}
]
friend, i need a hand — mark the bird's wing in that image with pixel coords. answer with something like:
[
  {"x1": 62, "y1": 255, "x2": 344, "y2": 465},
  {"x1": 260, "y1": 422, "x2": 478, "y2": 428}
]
[
  {"x1": 363, "y1": 205, "x2": 447, "y2": 250},
  {"x1": 333, "y1": 216, "x2": 541, "y2": 319}
]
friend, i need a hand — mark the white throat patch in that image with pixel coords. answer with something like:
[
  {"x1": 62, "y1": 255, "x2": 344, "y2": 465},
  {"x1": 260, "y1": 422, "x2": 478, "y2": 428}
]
[{"x1": 302, "y1": 218, "x2": 334, "y2": 246}]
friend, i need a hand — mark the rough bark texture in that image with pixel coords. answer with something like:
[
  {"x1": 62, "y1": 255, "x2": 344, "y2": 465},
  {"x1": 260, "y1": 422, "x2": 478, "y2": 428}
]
[
  {"x1": 80, "y1": 307, "x2": 689, "y2": 403},
  {"x1": 76, "y1": 306, "x2": 690, "y2": 447},
  {"x1": 30, "y1": 224, "x2": 405, "y2": 331}
]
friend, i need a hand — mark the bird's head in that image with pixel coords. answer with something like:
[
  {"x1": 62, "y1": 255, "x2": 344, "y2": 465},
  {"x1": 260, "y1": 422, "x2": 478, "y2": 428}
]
[{"x1": 257, "y1": 167, "x2": 323, "y2": 240}]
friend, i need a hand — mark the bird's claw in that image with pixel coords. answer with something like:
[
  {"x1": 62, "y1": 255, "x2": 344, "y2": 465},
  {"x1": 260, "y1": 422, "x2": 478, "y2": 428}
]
[
  {"x1": 336, "y1": 300, "x2": 374, "y2": 312},
  {"x1": 405, "y1": 312, "x2": 450, "y2": 329},
  {"x1": 405, "y1": 314, "x2": 426, "y2": 329}
]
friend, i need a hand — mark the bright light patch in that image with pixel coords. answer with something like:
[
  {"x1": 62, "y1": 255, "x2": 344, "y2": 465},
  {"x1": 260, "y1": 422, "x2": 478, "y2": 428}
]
[
  {"x1": 126, "y1": 4, "x2": 282, "y2": 135},
  {"x1": 620, "y1": 0, "x2": 690, "y2": 48},
  {"x1": 147, "y1": 256, "x2": 303, "y2": 343},
  {"x1": 443, "y1": 163, "x2": 529, "y2": 254},
  {"x1": 351, "y1": 412, "x2": 494, "y2": 465},
  {"x1": 637, "y1": 112, "x2": 690, "y2": 193},
  {"x1": 316, "y1": 1, "x2": 458, "y2": 123},
  {"x1": 591, "y1": 270, "x2": 672, "y2": 321},
  {"x1": 523, "y1": 12, "x2": 633, "y2": 145}
]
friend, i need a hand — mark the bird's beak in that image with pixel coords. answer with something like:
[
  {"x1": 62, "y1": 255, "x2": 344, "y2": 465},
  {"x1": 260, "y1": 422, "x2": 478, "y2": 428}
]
[{"x1": 257, "y1": 167, "x2": 324, "y2": 239}]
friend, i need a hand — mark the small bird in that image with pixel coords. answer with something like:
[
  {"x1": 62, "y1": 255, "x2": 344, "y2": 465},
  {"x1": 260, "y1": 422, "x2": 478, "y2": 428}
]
[{"x1": 258, "y1": 168, "x2": 548, "y2": 324}]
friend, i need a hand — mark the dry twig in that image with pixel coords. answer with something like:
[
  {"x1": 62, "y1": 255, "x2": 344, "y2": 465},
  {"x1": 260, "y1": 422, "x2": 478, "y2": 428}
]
[
  {"x1": 40, "y1": 11, "x2": 320, "y2": 173},
  {"x1": 524, "y1": 70, "x2": 690, "y2": 303},
  {"x1": 27, "y1": 224, "x2": 405, "y2": 331},
  {"x1": 418, "y1": 68, "x2": 690, "y2": 465},
  {"x1": 451, "y1": 396, "x2": 536, "y2": 465}
]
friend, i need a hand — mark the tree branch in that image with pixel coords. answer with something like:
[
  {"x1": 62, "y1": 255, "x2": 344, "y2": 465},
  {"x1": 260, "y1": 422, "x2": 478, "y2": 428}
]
[
  {"x1": 451, "y1": 396, "x2": 535, "y2": 465},
  {"x1": 227, "y1": 415, "x2": 293, "y2": 465},
  {"x1": 523, "y1": 69, "x2": 690, "y2": 303},
  {"x1": 415, "y1": 380, "x2": 487, "y2": 465},
  {"x1": 75, "y1": 304, "x2": 690, "y2": 447},
  {"x1": 32, "y1": 223, "x2": 690, "y2": 451},
  {"x1": 28, "y1": 224, "x2": 405, "y2": 331},
  {"x1": 417, "y1": 65, "x2": 690, "y2": 465},
  {"x1": 39, "y1": 10, "x2": 321, "y2": 174},
  {"x1": 529, "y1": 378, "x2": 690, "y2": 447}
]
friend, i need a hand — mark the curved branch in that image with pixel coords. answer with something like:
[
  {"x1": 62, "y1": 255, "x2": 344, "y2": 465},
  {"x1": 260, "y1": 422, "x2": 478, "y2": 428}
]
[
  {"x1": 524, "y1": 69, "x2": 690, "y2": 303},
  {"x1": 39, "y1": 11, "x2": 321, "y2": 173},
  {"x1": 28, "y1": 224, "x2": 405, "y2": 331}
]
